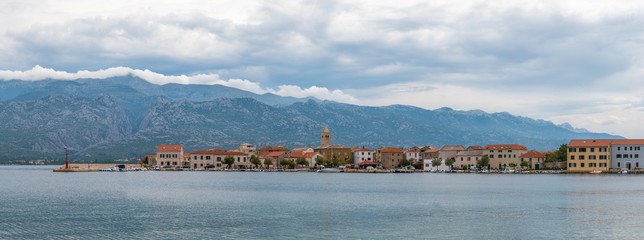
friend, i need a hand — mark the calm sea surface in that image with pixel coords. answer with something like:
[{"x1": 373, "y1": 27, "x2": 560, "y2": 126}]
[{"x1": 2, "y1": 166, "x2": 644, "y2": 239}]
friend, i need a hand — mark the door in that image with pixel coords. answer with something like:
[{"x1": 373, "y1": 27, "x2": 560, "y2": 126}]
[
  {"x1": 626, "y1": 162, "x2": 632, "y2": 170},
  {"x1": 535, "y1": 164, "x2": 540, "y2": 170}
]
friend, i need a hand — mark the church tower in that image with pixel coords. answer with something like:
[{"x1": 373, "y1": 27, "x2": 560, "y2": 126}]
[{"x1": 320, "y1": 125, "x2": 331, "y2": 147}]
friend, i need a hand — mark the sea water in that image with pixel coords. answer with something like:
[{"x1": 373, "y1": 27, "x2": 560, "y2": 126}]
[{"x1": 1, "y1": 166, "x2": 644, "y2": 239}]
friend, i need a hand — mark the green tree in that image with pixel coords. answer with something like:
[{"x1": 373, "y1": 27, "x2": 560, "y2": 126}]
[
  {"x1": 280, "y1": 159, "x2": 295, "y2": 169},
  {"x1": 331, "y1": 155, "x2": 340, "y2": 167},
  {"x1": 250, "y1": 155, "x2": 261, "y2": 168},
  {"x1": 445, "y1": 158, "x2": 455, "y2": 171},
  {"x1": 296, "y1": 158, "x2": 309, "y2": 168},
  {"x1": 555, "y1": 144, "x2": 568, "y2": 162},
  {"x1": 142, "y1": 156, "x2": 149, "y2": 166},
  {"x1": 431, "y1": 158, "x2": 442, "y2": 169},
  {"x1": 477, "y1": 155, "x2": 490, "y2": 170},
  {"x1": 264, "y1": 158, "x2": 273, "y2": 167},
  {"x1": 223, "y1": 155, "x2": 235, "y2": 169},
  {"x1": 508, "y1": 162, "x2": 517, "y2": 168},
  {"x1": 413, "y1": 161, "x2": 423, "y2": 170},
  {"x1": 315, "y1": 156, "x2": 326, "y2": 166},
  {"x1": 520, "y1": 160, "x2": 530, "y2": 169},
  {"x1": 544, "y1": 152, "x2": 556, "y2": 169},
  {"x1": 400, "y1": 159, "x2": 411, "y2": 168}
]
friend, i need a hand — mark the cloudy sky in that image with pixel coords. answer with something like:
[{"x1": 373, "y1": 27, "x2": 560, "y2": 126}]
[{"x1": 1, "y1": 0, "x2": 644, "y2": 137}]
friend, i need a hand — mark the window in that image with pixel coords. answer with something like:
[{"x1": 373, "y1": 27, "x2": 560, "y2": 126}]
[
  {"x1": 589, "y1": 163, "x2": 596, "y2": 167},
  {"x1": 200, "y1": 156, "x2": 203, "y2": 160},
  {"x1": 631, "y1": 146, "x2": 634, "y2": 151},
  {"x1": 600, "y1": 155, "x2": 607, "y2": 160},
  {"x1": 600, "y1": 163, "x2": 606, "y2": 167},
  {"x1": 570, "y1": 155, "x2": 575, "y2": 160},
  {"x1": 590, "y1": 148, "x2": 595, "y2": 152},
  {"x1": 636, "y1": 154, "x2": 640, "y2": 158},
  {"x1": 579, "y1": 148, "x2": 587, "y2": 152},
  {"x1": 508, "y1": 150, "x2": 513, "y2": 152},
  {"x1": 217, "y1": 157, "x2": 221, "y2": 162},
  {"x1": 580, "y1": 163, "x2": 585, "y2": 167},
  {"x1": 206, "y1": 156, "x2": 211, "y2": 160},
  {"x1": 589, "y1": 155, "x2": 596, "y2": 160},
  {"x1": 569, "y1": 148, "x2": 577, "y2": 152},
  {"x1": 498, "y1": 154, "x2": 502, "y2": 158},
  {"x1": 569, "y1": 163, "x2": 576, "y2": 167},
  {"x1": 637, "y1": 162, "x2": 640, "y2": 168},
  {"x1": 617, "y1": 154, "x2": 622, "y2": 158},
  {"x1": 579, "y1": 155, "x2": 585, "y2": 160},
  {"x1": 490, "y1": 155, "x2": 494, "y2": 158},
  {"x1": 618, "y1": 162, "x2": 621, "y2": 167},
  {"x1": 618, "y1": 147, "x2": 621, "y2": 151}
]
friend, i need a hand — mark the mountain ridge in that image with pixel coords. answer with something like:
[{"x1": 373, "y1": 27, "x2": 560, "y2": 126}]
[{"x1": 0, "y1": 77, "x2": 622, "y2": 162}]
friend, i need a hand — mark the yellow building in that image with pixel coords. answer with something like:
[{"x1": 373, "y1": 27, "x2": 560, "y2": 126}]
[
  {"x1": 567, "y1": 139, "x2": 611, "y2": 173},
  {"x1": 484, "y1": 144, "x2": 528, "y2": 170}
]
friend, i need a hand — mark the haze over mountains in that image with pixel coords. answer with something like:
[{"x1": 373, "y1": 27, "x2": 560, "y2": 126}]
[{"x1": 0, "y1": 76, "x2": 620, "y2": 162}]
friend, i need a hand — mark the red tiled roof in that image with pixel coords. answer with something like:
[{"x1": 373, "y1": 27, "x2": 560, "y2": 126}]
[
  {"x1": 183, "y1": 153, "x2": 190, "y2": 158},
  {"x1": 303, "y1": 152, "x2": 318, "y2": 158},
  {"x1": 484, "y1": 144, "x2": 527, "y2": 151},
  {"x1": 261, "y1": 151, "x2": 287, "y2": 157},
  {"x1": 380, "y1": 147, "x2": 403, "y2": 153},
  {"x1": 467, "y1": 146, "x2": 483, "y2": 150},
  {"x1": 157, "y1": 144, "x2": 183, "y2": 152},
  {"x1": 569, "y1": 139, "x2": 644, "y2": 147},
  {"x1": 520, "y1": 151, "x2": 545, "y2": 158},
  {"x1": 287, "y1": 151, "x2": 306, "y2": 158},
  {"x1": 426, "y1": 148, "x2": 439, "y2": 153}
]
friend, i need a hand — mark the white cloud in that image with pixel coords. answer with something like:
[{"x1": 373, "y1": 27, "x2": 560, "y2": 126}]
[
  {"x1": 2, "y1": 0, "x2": 644, "y2": 137},
  {"x1": 0, "y1": 65, "x2": 357, "y2": 103}
]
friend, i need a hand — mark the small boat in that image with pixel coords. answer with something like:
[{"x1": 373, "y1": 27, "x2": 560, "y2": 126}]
[
  {"x1": 621, "y1": 169, "x2": 628, "y2": 174},
  {"x1": 589, "y1": 169, "x2": 602, "y2": 174},
  {"x1": 317, "y1": 168, "x2": 342, "y2": 173}
]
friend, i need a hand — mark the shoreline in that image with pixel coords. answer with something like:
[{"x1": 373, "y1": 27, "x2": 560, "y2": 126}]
[{"x1": 48, "y1": 164, "x2": 644, "y2": 175}]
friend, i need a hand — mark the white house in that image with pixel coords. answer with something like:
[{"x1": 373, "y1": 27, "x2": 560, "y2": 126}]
[{"x1": 353, "y1": 147, "x2": 375, "y2": 165}]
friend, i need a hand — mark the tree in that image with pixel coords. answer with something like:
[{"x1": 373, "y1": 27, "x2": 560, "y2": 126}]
[
  {"x1": 431, "y1": 158, "x2": 442, "y2": 169},
  {"x1": 413, "y1": 161, "x2": 423, "y2": 170},
  {"x1": 445, "y1": 158, "x2": 455, "y2": 171},
  {"x1": 223, "y1": 156, "x2": 235, "y2": 169},
  {"x1": 520, "y1": 160, "x2": 530, "y2": 169},
  {"x1": 264, "y1": 158, "x2": 273, "y2": 167},
  {"x1": 477, "y1": 155, "x2": 490, "y2": 170},
  {"x1": 280, "y1": 159, "x2": 295, "y2": 169},
  {"x1": 250, "y1": 155, "x2": 261, "y2": 168},
  {"x1": 544, "y1": 152, "x2": 557, "y2": 169},
  {"x1": 315, "y1": 156, "x2": 326, "y2": 166},
  {"x1": 296, "y1": 158, "x2": 309, "y2": 168},
  {"x1": 142, "y1": 156, "x2": 149, "y2": 166},
  {"x1": 331, "y1": 155, "x2": 340, "y2": 167},
  {"x1": 508, "y1": 162, "x2": 517, "y2": 168},
  {"x1": 555, "y1": 144, "x2": 567, "y2": 162},
  {"x1": 400, "y1": 159, "x2": 411, "y2": 168}
]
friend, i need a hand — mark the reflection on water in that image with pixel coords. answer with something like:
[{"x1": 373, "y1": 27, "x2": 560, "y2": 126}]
[{"x1": 1, "y1": 166, "x2": 644, "y2": 239}]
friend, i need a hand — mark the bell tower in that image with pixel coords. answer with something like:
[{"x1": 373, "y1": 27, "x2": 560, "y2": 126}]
[{"x1": 320, "y1": 125, "x2": 331, "y2": 147}]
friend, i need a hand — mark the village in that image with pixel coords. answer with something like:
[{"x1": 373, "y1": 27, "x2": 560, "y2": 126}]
[{"x1": 140, "y1": 126, "x2": 644, "y2": 174}]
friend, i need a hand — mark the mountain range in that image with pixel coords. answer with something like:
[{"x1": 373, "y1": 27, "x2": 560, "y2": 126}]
[{"x1": 0, "y1": 76, "x2": 621, "y2": 162}]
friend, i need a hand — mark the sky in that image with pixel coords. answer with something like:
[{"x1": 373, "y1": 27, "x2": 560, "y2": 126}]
[{"x1": 1, "y1": 0, "x2": 644, "y2": 137}]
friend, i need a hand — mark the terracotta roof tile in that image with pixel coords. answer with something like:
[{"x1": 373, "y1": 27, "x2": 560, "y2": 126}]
[
  {"x1": 157, "y1": 144, "x2": 183, "y2": 152},
  {"x1": 520, "y1": 151, "x2": 545, "y2": 158},
  {"x1": 380, "y1": 147, "x2": 403, "y2": 153}
]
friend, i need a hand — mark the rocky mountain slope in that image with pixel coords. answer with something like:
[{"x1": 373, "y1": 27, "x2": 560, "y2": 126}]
[{"x1": 0, "y1": 77, "x2": 621, "y2": 162}]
